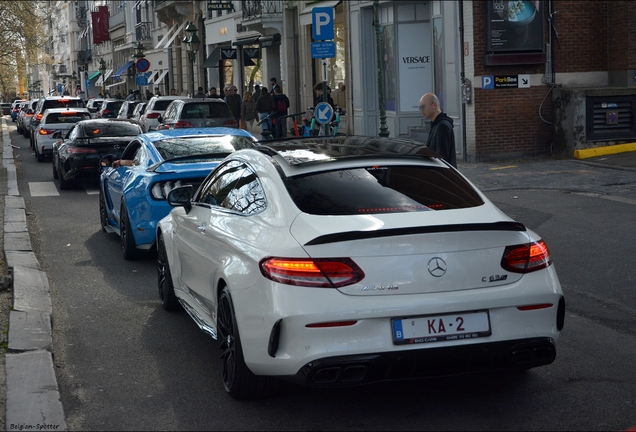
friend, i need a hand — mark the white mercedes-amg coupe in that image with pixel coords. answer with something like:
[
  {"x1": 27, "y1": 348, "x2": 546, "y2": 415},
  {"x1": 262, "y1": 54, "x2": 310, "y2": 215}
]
[{"x1": 156, "y1": 136, "x2": 565, "y2": 399}]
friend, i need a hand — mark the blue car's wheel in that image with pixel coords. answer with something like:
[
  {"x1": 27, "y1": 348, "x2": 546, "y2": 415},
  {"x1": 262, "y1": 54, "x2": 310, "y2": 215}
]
[
  {"x1": 99, "y1": 188, "x2": 109, "y2": 232},
  {"x1": 120, "y1": 204, "x2": 139, "y2": 260}
]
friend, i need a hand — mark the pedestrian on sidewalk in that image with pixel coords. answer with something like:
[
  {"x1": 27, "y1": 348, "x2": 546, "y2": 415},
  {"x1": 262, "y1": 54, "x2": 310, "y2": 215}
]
[
  {"x1": 273, "y1": 87, "x2": 290, "y2": 138},
  {"x1": 241, "y1": 90, "x2": 257, "y2": 131},
  {"x1": 255, "y1": 87, "x2": 276, "y2": 136},
  {"x1": 224, "y1": 85, "x2": 242, "y2": 125},
  {"x1": 419, "y1": 92, "x2": 457, "y2": 168}
]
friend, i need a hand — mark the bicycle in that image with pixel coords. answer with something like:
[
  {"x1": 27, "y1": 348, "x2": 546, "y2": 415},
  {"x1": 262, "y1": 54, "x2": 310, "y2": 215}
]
[
  {"x1": 279, "y1": 111, "x2": 306, "y2": 137},
  {"x1": 302, "y1": 107, "x2": 319, "y2": 137},
  {"x1": 329, "y1": 106, "x2": 346, "y2": 136},
  {"x1": 256, "y1": 111, "x2": 276, "y2": 140}
]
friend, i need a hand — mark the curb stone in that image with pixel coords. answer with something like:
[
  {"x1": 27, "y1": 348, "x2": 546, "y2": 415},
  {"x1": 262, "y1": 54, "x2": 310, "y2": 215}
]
[{"x1": 1, "y1": 118, "x2": 67, "y2": 430}]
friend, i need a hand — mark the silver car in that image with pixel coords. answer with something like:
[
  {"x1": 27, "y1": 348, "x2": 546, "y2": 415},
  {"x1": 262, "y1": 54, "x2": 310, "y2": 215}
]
[
  {"x1": 156, "y1": 98, "x2": 237, "y2": 130},
  {"x1": 33, "y1": 107, "x2": 91, "y2": 162}
]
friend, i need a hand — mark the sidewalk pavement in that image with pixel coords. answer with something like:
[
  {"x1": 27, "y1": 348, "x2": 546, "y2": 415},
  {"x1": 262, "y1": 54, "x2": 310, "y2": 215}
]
[{"x1": 1, "y1": 117, "x2": 67, "y2": 431}]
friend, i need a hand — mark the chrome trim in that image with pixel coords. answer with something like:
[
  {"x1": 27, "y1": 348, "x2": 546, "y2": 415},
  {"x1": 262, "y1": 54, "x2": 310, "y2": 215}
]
[{"x1": 179, "y1": 299, "x2": 217, "y2": 340}]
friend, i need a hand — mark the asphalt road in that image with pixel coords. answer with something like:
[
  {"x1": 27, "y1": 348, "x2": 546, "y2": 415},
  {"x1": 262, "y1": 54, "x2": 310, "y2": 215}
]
[{"x1": 8, "y1": 123, "x2": 636, "y2": 431}]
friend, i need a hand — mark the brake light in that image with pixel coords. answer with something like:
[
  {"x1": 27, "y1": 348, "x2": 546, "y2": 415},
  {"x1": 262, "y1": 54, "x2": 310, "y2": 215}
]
[
  {"x1": 102, "y1": 109, "x2": 110, "y2": 115},
  {"x1": 58, "y1": 99, "x2": 69, "y2": 103},
  {"x1": 501, "y1": 240, "x2": 552, "y2": 273},
  {"x1": 517, "y1": 303, "x2": 553, "y2": 311},
  {"x1": 61, "y1": 111, "x2": 77, "y2": 115},
  {"x1": 151, "y1": 180, "x2": 184, "y2": 199},
  {"x1": 224, "y1": 119, "x2": 238, "y2": 127},
  {"x1": 174, "y1": 121, "x2": 193, "y2": 128},
  {"x1": 36, "y1": 113, "x2": 43, "y2": 121},
  {"x1": 67, "y1": 147, "x2": 97, "y2": 154},
  {"x1": 146, "y1": 112, "x2": 160, "y2": 119},
  {"x1": 39, "y1": 129, "x2": 57, "y2": 135},
  {"x1": 259, "y1": 258, "x2": 365, "y2": 288}
]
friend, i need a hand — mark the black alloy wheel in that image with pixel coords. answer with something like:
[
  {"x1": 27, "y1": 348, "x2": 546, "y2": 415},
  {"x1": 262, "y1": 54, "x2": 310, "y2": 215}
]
[
  {"x1": 217, "y1": 287, "x2": 279, "y2": 399},
  {"x1": 120, "y1": 204, "x2": 139, "y2": 260},
  {"x1": 157, "y1": 235, "x2": 181, "y2": 311},
  {"x1": 57, "y1": 161, "x2": 73, "y2": 190},
  {"x1": 99, "y1": 188, "x2": 109, "y2": 232}
]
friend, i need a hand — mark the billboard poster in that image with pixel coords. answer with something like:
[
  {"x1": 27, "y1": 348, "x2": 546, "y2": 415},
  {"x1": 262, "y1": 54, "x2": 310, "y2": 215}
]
[
  {"x1": 397, "y1": 22, "x2": 432, "y2": 112},
  {"x1": 486, "y1": 1, "x2": 544, "y2": 52}
]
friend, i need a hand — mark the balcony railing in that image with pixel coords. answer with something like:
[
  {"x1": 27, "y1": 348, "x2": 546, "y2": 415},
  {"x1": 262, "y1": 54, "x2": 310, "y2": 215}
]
[
  {"x1": 241, "y1": 0, "x2": 282, "y2": 20},
  {"x1": 135, "y1": 22, "x2": 152, "y2": 41}
]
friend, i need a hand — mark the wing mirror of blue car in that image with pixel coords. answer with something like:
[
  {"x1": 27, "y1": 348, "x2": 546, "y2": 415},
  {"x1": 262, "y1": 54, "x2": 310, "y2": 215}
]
[
  {"x1": 167, "y1": 185, "x2": 193, "y2": 213},
  {"x1": 99, "y1": 155, "x2": 114, "y2": 170}
]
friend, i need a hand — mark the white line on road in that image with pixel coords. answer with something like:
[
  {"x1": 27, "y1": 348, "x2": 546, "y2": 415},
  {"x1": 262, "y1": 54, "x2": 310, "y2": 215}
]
[{"x1": 28, "y1": 182, "x2": 59, "y2": 197}]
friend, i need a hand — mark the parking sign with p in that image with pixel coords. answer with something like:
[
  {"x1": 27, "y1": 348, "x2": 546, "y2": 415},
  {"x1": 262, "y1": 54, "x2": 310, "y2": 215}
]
[{"x1": 312, "y1": 7, "x2": 335, "y2": 41}]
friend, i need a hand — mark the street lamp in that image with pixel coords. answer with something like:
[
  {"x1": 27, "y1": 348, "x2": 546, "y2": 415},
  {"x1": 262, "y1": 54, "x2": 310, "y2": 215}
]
[
  {"x1": 134, "y1": 43, "x2": 145, "y2": 99},
  {"x1": 99, "y1": 58, "x2": 107, "y2": 97},
  {"x1": 183, "y1": 22, "x2": 200, "y2": 97},
  {"x1": 373, "y1": 1, "x2": 389, "y2": 137}
]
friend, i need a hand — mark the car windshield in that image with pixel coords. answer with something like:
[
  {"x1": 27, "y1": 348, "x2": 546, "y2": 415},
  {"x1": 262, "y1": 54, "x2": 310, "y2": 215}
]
[
  {"x1": 284, "y1": 165, "x2": 485, "y2": 215},
  {"x1": 154, "y1": 136, "x2": 254, "y2": 162},
  {"x1": 44, "y1": 112, "x2": 92, "y2": 124},
  {"x1": 153, "y1": 100, "x2": 175, "y2": 111},
  {"x1": 181, "y1": 103, "x2": 232, "y2": 119},
  {"x1": 80, "y1": 122, "x2": 141, "y2": 137}
]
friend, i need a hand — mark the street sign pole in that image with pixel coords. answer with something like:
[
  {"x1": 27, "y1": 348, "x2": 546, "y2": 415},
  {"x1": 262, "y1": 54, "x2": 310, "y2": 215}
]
[{"x1": 321, "y1": 58, "x2": 328, "y2": 136}]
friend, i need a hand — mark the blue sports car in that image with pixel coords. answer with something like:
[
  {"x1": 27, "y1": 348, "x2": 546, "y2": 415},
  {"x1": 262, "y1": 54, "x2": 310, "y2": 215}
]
[{"x1": 99, "y1": 127, "x2": 258, "y2": 259}]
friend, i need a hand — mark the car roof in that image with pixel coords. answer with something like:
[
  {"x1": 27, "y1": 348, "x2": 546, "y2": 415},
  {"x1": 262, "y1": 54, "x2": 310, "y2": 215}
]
[
  {"x1": 243, "y1": 136, "x2": 444, "y2": 175},
  {"x1": 172, "y1": 98, "x2": 227, "y2": 104},
  {"x1": 142, "y1": 127, "x2": 256, "y2": 143}
]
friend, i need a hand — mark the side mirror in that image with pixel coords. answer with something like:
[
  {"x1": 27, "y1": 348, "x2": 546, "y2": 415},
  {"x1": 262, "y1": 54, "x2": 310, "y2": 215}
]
[
  {"x1": 99, "y1": 155, "x2": 114, "y2": 169},
  {"x1": 167, "y1": 185, "x2": 193, "y2": 213},
  {"x1": 157, "y1": 115, "x2": 163, "y2": 123},
  {"x1": 52, "y1": 131, "x2": 63, "y2": 139},
  {"x1": 27, "y1": 109, "x2": 34, "y2": 114}
]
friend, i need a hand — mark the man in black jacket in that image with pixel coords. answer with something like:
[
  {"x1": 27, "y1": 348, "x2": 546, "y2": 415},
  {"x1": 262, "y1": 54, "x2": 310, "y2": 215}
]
[{"x1": 419, "y1": 93, "x2": 457, "y2": 168}]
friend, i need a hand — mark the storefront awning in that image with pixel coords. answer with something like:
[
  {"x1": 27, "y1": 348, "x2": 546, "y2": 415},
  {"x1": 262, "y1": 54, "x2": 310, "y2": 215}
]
[
  {"x1": 147, "y1": 71, "x2": 158, "y2": 84},
  {"x1": 300, "y1": 0, "x2": 341, "y2": 26},
  {"x1": 154, "y1": 70, "x2": 169, "y2": 86},
  {"x1": 154, "y1": 21, "x2": 188, "y2": 50},
  {"x1": 106, "y1": 82, "x2": 123, "y2": 89},
  {"x1": 96, "y1": 69, "x2": 113, "y2": 86},
  {"x1": 113, "y1": 61, "x2": 135, "y2": 79},
  {"x1": 233, "y1": 37, "x2": 260, "y2": 47},
  {"x1": 202, "y1": 47, "x2": 221, "y2": 68},
  {"x1": 87, "y1": 70, "x2": 101, "y2": 80}
]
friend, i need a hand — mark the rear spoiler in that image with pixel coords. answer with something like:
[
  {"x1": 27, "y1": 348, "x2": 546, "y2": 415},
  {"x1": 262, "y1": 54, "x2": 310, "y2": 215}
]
[{"x1": 304, "y1": 221, "x2": 526, "y2": 246}]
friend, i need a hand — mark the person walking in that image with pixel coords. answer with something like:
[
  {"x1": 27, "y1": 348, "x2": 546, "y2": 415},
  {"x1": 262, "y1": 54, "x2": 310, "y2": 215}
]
[
  {"x1": 224, "y1": 85, "x2": 242, "y2": 125},
  {"x1": 193, "y1": 86, "x2": 206, "y2": 99},
  {"x1": 269, "y1": 77, "x2": 280, "y2": 95},
  {"x1": 241, "y1": 91, "x2": 257, "y2": 132},
  {"x1": 419, "y1": 92, "x2": 457, "y2": 168},
  {"x1": 125, "y1": 90, "x2": 135, "y2": 101},
  {"x1": 272, "y1": 87, "x2": 290, "y2": 138},
  {"x1": 208, "y1": 87, "x2": 222, "y2": 99},
  {"x1": 253, "y1": 84, "x2": 261, "y2": 105},
  {"x1": 313, "y1": 82, "x2": 334, "y2": 108},
  {"x1": 255, "y1": 87, "x2": 276, "y2": 137}
]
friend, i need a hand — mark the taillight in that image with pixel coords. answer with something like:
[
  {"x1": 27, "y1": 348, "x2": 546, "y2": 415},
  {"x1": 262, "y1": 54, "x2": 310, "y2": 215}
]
[
  {"x1": 501, "y1": 240, "x2": 552, "y2": 273},
  {"x1": 39, "y1": 128, "x2": 57, "y2": 135},
  {"x1": 67, "y1": 147, "x2": 97, "y2": 154},
  {"x1": 146, "y1": 112, "x2": 160, "y2": 119},
  {"x1": 174, "y1": 121, "x2": 193, "y2": 128},
  {"x1": 102, "y1": 109, "x2": 110, "y2": 115},
  {"x1": 259, "y1": 258, "x2": 365, "y2": 288},
  {"x1": 151, "y1": 180, "x2": 183, "y2": 199},
  {"x1": 306, "y1": 321, "x2": 358, "y2": 328},
  {"x1": 224, "y1": 119, "x2": 238, "y2": 127},
  {"x1": 36, "y1": 113, "x2": 43, "y2": 120}
]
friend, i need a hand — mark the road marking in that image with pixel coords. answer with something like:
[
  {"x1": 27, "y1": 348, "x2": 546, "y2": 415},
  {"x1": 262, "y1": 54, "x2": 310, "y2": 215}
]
[
  {"x1": 489, "y1": 165, "x2": 518, "y2": 171},
  {"x1": 29, "y1": 182, "x2": 59, "y2": 197}
]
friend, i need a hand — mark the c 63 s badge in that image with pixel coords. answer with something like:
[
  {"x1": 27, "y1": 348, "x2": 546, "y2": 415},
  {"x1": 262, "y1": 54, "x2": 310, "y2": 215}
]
[
  {"x1": 482, "y1": 274, "x2": 508, "y2": 283},
  {"x1": 362, "y1": 285, "x2": 398, "y2": 291}
]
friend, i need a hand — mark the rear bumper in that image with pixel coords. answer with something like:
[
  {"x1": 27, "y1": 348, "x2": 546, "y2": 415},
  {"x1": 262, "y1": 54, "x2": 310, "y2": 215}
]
[{"x1": 295, "y1": 337, "x2": 556, "y2": 387}]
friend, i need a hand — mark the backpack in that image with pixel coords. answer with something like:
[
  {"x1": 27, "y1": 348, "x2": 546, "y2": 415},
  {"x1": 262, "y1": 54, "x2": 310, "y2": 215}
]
[{"x1": 276, "y1": 98, "x2": 287, "y2": 114}]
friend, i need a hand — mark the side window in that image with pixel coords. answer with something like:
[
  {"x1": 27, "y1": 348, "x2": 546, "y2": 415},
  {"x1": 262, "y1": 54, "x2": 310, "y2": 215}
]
[
  {"x1": 121, "y1": 140, "x2": 141, "y2": 160},
  {"x1": 197, "y1": 161, "x2": 245, "y2": 207},
  {"x1": 67, "y1": 126, "x2": 79, "y2": 140},
  {"x1": 132, "y1": 147, "x2": 145, "y2": 166},
  {"x1": 224, "y1": 167, "x2": 266, "y2": 215},
  {"x1": 163, "y1": 105, "x2": 175, "y2": 120}
]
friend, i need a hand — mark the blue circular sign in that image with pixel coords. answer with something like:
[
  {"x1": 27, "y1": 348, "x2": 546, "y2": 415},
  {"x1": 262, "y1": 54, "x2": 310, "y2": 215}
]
[
  {"x1": 314, "y1": 102, "x2": 333, "y2": 125},
  {"x1": 136, "y1": 58, "x2": 150, "y2": 72}
]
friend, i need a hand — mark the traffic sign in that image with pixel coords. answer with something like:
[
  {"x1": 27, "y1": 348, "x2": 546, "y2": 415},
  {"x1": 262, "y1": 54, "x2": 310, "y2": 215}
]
[
  {"x1": 136, "y1": 58, "x2": 150, "y2": 72},
  {"x1": 321, "y1": 59, "x2": 329, "y2": 82},
  {"x1": 136, "y1": 76, "x2": 148, "y2": 86},
  {"x1": 312, "y1": 7, "x2": 335, "y2": 41},
  {"x1": 314, "y1": 102, "x2": 333, "y2": 125},
  {"x1": 311, "y1": 41, "x2": 336, "y2": 59}
]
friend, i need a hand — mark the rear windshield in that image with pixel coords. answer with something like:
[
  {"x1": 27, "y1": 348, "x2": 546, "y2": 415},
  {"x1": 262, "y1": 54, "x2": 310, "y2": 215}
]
[
  {"x1": 125, "y1": 103, "x2": 139, "y2": 115},
  {"x1": 152, "y1": 100, "x2": 174, "y2": 111},
  {"x1": 43, "y1": 99, "x2": 86, "y2": 110},
  {"x1": 81, "y1": 122, "x2": 141, "y2": 137},
  {"x1": 45, "y1": 112, "x2": 92, "y2": 124},
  {"x1": 105, "y1": 101, "x2": 124, "y2": 112},
  {"x1": 285, "y1": 165, "x2": 485, "y2": 215},
  {"x1": 181, "y1": 103, "x2": 232, "y2": 119},
  {"x1": 154, "y1": 136, "x2": 254, "y2": 162}
]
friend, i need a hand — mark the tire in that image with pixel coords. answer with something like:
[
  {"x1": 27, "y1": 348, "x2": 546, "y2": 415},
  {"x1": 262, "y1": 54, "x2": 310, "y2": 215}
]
[
  {"x1": 24, "y1": 128, "x2": 30, "y2": 139},
  {"x1": 120, "y1": 204, "x2": 139, "y2": 260},
  {"x1": 157, "y1": 235, "x2": 181, "y2": 311},
  {"x1": 36, "y1": 145, "x2": 45, "y2": 162},
  {"x1": 217, "y1": 287, "x2": 279, "y2": 399},
  {"x1": 99, "y1": 188, "x2": 109, "y2": 232},
  {"x1": 58, "y1": 166, "x2": 73, "y2": 190}
]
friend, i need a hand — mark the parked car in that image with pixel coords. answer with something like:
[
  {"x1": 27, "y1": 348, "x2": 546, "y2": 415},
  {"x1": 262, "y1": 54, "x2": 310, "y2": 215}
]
[
  {"x1": 116, "y1": 100, "x2": 141, "y2": 120},
  {"x1": 97, "y1": 99, "x2": 124, "y2": 119},
  {"x1": 130, "y1": 102, "x2": 147, "y2": 122},
  {"x1": 52, "y1": 119, "x2": 143, "y2": 190},
  {"x1": 1, "y1": 103, "x2": 12, "y2": 116},
  {"x1": 11, "y1": 100, "x2": 26, "y2": 122},
  {"x1": 15, "y1": 102, "x2": 30, "y2": 134},
  {"x1": 157, "y1": 136, "x2": 566, "y2": 399},
  {"x1": 17, "y1": 99, "x2": 39, "y2": 138},
  {"x1": 33, "y1": 108, "x2": 92, "y2": 162},
  {"x1": 86, "y1": 98, "x2": 105, "y2": 118},
  {"x1": 138, "y1": 96, "x2": 184, "y2": 132},
  {"x1": 157, "y1": 98, "x2": 237, "y2": 130},
  {"x1": 99, "y1": 127, "x2": 258, "y2": 259},
  {"x1": 30, "y1": 96, "x2": 87, "y2": 149}
]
